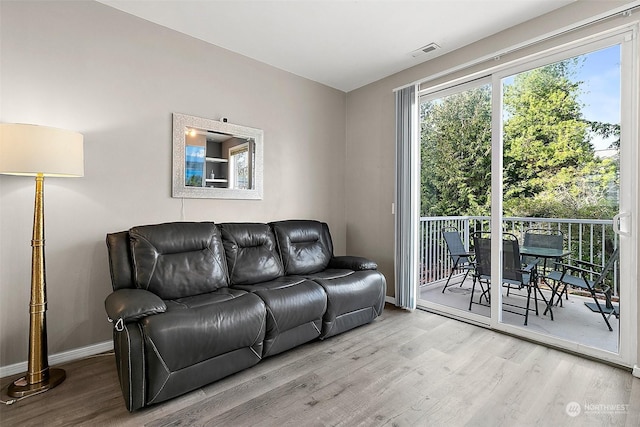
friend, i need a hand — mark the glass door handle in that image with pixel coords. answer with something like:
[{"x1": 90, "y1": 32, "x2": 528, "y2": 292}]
[{"x1": 613, "y1": 212, "x2": 631, "y2": 237}]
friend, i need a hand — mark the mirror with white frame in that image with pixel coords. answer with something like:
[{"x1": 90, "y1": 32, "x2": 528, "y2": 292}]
[{"x1": 172, "y1": 113, "x2": 263, "y2": 199}]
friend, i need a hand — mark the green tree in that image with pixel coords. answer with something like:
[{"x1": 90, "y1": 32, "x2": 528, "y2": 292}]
[
  {"x1": 502, "y1": 60, "x2": 618, "y2": 218},
  {"x1": 419, "y1": 57, "x2": 619, "y2": 220},
  {"x1": 420, "y1": 85, "x2": 492, "y2": 216},
  {"x1": 186, "y1": 175, "x2": 202, "y2": 187}
]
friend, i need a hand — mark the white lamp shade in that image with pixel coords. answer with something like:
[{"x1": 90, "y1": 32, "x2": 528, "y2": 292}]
[{"x1": 0, "y1": 123, "x2": 84, "y2": 177}]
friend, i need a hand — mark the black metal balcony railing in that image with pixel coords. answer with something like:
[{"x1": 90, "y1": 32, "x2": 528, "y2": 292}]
[{"x1": 419, "y1": 216, "x2": 619, "y2": 296}]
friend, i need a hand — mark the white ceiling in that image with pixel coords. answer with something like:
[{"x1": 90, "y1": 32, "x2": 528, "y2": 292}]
[{"x1": 98, "y1": 0, "x2": 575, "y2": 92}]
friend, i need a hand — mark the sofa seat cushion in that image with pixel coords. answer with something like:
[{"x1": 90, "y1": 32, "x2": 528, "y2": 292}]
[
  {"x1": 232, "y1": 275, "x2": 308, "y2": 292},
  {"x1": 129, "y1": 222, "x2": 229, "y2": 299},
  {"x1": 140, "y1": 292, "x2": 266, "y2": 406},
  {"x1": 220, "y1": 223, "x2": 285, "y2": 285},
  {"x1": 313, "y1": 270, "x2": 386, "y2": 339},
  {"x1": 255, "y1": 281, "x2": 326, "y2": 333},
  {"x1": 165, "y1": 288, "x2": 248, "y2": 310},
  {"x1": 140, "y1": 292, "x2": 265, "y2": 372},
  {"x1": 233, "y1": 278, "x2": 327, "y2": 357},
  {"x1": 271, "y1": 220, "x2": 333, "y2": 275},
  {"x1": 304, "y1": 269, "x2": 353, "y2": 281}
]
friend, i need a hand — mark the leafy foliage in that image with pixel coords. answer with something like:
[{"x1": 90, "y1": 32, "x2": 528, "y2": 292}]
[
  {"x1": 420, "y1": 85, "x2": 492, "y2": 216},
  {"x1": 420, "y1": 58, "x2": 619, "y2": 220}
]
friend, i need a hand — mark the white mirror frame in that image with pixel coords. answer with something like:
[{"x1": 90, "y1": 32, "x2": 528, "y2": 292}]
[{"x1": 172, "y1": 113, "x2": 264, "y2": 199}]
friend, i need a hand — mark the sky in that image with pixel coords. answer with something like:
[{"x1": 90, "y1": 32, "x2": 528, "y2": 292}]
[{"x1": 575, "y1": 44, "x2": 621, "y2": 151}]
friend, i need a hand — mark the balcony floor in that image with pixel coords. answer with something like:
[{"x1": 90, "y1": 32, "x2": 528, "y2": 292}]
[{"x1": 419, "y1": 275, "x2": 619, "y2": 354}]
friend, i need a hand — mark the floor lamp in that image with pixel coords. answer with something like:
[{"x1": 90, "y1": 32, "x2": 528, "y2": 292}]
[{"x1": 0, "y1": 123, "x2": 84, "y2": 397}]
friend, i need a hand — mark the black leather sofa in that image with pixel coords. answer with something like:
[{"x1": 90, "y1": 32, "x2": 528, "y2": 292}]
[{"x1": 104, "y1": 220, "x2": 386, "y2": 411}]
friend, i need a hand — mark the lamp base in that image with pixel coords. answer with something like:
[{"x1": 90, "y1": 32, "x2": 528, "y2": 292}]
[{"x1": 7, "y1": 368, "x2": 66, "y2": 398}]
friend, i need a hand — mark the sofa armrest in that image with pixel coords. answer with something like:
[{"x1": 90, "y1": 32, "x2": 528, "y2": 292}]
[
  {"x1": 329, "y1": 256, "x2": 378, "y2": 271},
  {"x1": 105, "y1": 289, "x2": 166, "y2": 329}
]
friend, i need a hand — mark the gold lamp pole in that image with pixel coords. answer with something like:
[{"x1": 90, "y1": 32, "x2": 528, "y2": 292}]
[{"x1": 0, "y1": 123, "x2": 84, "y2": 397}]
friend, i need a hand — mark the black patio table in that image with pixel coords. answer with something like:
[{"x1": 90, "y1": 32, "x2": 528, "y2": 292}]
[
  {"x1": 520, "y1": 245, "x2": 571, "y2": 318},
  {"x1": 520, "y1": 246, "x2": 571, "y2": 260}
]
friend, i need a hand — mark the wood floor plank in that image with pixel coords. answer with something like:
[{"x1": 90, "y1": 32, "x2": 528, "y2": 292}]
[
  {"x1": 1, "y1": 305, "x2": 637, "y2": 426},
  {"x1": 202, "y1": 328, "x2": 419, "y2": 421}
]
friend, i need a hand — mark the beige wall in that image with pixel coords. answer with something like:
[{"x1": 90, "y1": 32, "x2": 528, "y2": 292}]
[
  {"x1": 345, "y1": 0, "x2": 638, "y2": 366},
  {"x1": 0, "y1": 1, "x2": 346, "y2": 366}
]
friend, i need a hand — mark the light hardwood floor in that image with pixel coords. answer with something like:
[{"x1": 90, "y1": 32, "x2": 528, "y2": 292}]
[{"x1": 1, "y1": 305, "x2": 639, "y2": 426}]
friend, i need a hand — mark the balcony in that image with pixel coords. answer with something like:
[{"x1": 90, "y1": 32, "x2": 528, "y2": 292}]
[{"x1": 418, "y1": 216, "x2": 619, "y2": 353}]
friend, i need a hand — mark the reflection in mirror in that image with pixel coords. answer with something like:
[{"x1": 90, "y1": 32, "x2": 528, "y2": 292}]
[
  {"x1": 185, "y1": 130, "x2": 255, "y2": 190},
  {"x1": 173, "y1": 113, "x2": 263, "y2": 199}
]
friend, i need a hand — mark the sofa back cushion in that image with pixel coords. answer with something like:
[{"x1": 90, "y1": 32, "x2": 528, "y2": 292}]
[
  {"x1": 220, "y1": 223, "x2": 285, "y2": 285},
  {"x1": 129, "y1": 222, "x2": 229, "y2": 299},
  {"x1": 270, "y1": 220, "x2": 333, "y2": 275}
]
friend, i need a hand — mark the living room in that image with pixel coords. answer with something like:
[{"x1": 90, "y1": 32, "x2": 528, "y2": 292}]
[{"x1": 1, "y1": 0, "x2": 639, "y2": 425}]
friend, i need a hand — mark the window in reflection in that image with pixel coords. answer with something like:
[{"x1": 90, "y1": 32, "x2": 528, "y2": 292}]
[{"x1": 229, "y1": 143, "x2": 251, "y2": 189}]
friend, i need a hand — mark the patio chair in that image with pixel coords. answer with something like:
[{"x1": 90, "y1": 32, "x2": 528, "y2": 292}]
[
  {"x1": 441, "y1": 226, "x2": 475, "y2": 293},
  {"x1": 547, "y1": 247, "x2": 619, "y2": 331},
  {"x1": 468, "y1": 231, "x2": 491, "y2": 305},
  {"x1": 469, "y1": 232, "x2": 542, "y2": 325}
]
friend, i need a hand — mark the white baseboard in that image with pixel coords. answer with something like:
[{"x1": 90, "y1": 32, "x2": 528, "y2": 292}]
[
  {"x1": 385, "y1": 296, "x2": 396, "y2": 305},
  {"x1": 633, "y1": 365, "x2": 640, "y2": 378},
  {"x1": 1, "y1": 340, "x2": 113, "y2": 378}
]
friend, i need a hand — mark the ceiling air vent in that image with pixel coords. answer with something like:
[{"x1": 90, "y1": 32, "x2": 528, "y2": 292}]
[{"x1": 411, "y1": 43, "x2": 440, "y2": 58}]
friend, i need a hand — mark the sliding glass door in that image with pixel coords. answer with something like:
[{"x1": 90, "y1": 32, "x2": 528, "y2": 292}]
[
  {"x1": 493, "y1": 31, "x2": 639, "y2": 366},
  {"x1": 417, "y1": 79, "x2": 493, "y2": 324},
  {"x1": 495, "y1": 39, "x2": 626, "y2": 357},
  {"x1": 417, "y1": 28, "x2": 637, "y2": 366}
]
